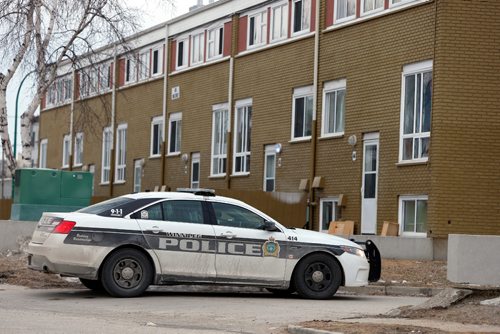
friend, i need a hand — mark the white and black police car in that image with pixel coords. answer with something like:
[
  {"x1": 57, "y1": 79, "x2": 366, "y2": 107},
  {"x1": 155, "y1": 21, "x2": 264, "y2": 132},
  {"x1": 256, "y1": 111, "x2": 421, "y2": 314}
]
[{"x1": 28, "y1": 189, "x2": 380, "y2": 299}]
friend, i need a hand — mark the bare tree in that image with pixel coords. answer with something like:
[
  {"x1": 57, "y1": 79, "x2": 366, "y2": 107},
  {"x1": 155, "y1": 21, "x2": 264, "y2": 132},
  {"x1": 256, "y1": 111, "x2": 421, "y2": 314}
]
[{"x1": 0, "y1": 0, "x2": 171, "y2": 175}]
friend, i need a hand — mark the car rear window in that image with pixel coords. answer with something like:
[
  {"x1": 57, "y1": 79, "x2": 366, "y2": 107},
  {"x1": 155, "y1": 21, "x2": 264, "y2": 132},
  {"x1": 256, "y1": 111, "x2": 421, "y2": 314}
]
[{"x1": 78, "y1": 197, "x2": 135, "y2": 215}]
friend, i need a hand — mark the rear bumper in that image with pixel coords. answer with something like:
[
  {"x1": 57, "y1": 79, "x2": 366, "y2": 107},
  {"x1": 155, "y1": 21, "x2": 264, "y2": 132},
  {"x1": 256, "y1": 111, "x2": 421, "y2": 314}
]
[{"x1": 28, "y1": 253, "x2": 98, "y2": 280}]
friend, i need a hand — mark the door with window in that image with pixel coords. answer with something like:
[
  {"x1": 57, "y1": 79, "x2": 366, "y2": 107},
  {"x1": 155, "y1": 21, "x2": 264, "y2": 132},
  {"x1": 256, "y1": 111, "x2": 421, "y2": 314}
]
[
  {"x1": 135, "y1": 200, "x2": 216, "y2": 282},
  {"x1": 361, "y1": 133, "x2": 379, "y2": 234},
  {"x1": 209, "y1": 201, "x2": 287, "y2": 285},
  {"x1": 191, "y1": 153, "x2": 200, "y2": 188},
  {"x1": 264, "y1": 145, "x2": 276, "y2": 192},
  {"x1": 133, "y1": 159, "x2": 143, "y2": 193}
]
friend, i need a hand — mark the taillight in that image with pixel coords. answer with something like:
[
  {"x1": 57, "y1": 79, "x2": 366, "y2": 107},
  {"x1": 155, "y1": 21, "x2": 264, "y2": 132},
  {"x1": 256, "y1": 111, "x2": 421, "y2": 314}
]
[{"x1": 53, "y1": 220, "x2": 76, "y2": 234}]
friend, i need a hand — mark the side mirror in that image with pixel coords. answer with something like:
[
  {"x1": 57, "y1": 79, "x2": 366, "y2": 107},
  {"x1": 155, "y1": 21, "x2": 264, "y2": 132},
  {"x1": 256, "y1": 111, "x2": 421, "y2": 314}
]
[{"x1": 263, "y1": 221, "x2": 280, "y2": 232}]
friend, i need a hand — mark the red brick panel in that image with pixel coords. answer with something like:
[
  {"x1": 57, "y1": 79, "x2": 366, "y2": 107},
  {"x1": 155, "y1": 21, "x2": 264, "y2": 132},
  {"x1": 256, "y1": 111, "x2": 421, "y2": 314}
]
[
  {"x1": 311, "y1": 0, "x2": 317, "y2": 32},
  {"x1": 117, "y1": 58, "x2": 125, "y2": 87},
  {"x1": 170, "y1": 40, "x2": 177, "y2": 72},
  {"x1": 325, "y1": 0, "x2": 334, "y2": 27},
  {"x1": 223, "y1": 21, "x2": 232, "y2": 56},
  {"x1": 238, "y1": 16, "x2": 248, "y2": 53}
]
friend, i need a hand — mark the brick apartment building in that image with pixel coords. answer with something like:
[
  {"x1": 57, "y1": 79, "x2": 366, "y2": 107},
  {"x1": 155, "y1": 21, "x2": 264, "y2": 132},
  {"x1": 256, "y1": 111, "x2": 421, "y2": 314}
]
[{"x1": 38, "y1": 0, "x2": 500, "y2": 239}]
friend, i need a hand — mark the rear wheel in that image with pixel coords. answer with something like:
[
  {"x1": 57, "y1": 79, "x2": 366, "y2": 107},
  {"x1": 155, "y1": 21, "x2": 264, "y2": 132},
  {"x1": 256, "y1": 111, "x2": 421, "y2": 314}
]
[
  {"x1": 293, "y1": 253, "x2": 342, "y2": 300},
  {"x1": 79, "y1": 278, "x2": 103, "y2": 291},
  {"x1": 101, "y1": 248, "x2": 153, "y2": 298}
]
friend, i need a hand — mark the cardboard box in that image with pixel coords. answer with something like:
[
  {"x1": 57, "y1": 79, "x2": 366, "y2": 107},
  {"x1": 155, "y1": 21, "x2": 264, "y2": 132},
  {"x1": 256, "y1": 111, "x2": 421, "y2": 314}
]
[
  {"x1": 328, "y1": 221, "x2": 354, "y2": 236},
  {"x1": 381, "y1": 221, "x2": 399, "y2": 236}
]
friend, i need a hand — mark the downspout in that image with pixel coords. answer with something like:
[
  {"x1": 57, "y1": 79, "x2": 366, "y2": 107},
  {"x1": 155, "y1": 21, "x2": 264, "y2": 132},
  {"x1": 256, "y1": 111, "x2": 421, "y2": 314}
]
[
  {"x1": 226, "y1": 14, "x2": 238, "y2": 190},
  {"x1": 109, "y1": 47, "x2": 118, "y2": 198},
  {"x1": 69, "y1": 69, "x2": 76, "y2": 171},
  {"x1": 308, "y1": 0, "x2": 321, "y2": 230},
  {"x1": 161, "y1": 24, "x2": 169, "y2": 187}
]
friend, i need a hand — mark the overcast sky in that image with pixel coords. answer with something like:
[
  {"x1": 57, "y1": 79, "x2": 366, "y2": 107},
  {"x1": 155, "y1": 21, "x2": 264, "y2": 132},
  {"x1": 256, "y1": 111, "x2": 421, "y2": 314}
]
[{"x1": 6, "y1": 0, "x2": 200, "y2": 156}]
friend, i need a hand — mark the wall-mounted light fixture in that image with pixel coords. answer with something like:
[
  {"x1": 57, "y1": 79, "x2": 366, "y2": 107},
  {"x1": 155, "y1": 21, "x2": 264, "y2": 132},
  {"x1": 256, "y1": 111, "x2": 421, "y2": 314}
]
[
  {"x1": 275, "y1": 143, "x2": 283, "y2": 167},
  {"x1": 181, "y1": 153, "x2": 189, "y2": 174},
  {"x1": 348, "y1": 135, "x2": 357, "y2": 162}
]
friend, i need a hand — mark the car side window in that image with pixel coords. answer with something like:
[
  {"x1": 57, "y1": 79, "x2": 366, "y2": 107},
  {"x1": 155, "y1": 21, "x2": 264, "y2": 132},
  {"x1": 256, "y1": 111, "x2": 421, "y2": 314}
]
[
  {"x1": 212, "y1": 202, "x2": 266, "y2": 229},
  {"x1": 137, "y1": 203, "x2": 163, "y2": 220},
  {"x1": 163, "y1": 200, "x2": 204, "y2": 224}
]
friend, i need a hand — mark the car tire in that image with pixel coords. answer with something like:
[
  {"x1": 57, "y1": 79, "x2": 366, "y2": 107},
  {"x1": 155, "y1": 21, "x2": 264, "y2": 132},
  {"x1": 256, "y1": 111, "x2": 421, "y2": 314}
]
[
  {"x1": 266, "y1": 287, "x2": 296, "y2": 297},
  {"x1": 79, "y1": 278, "x2": 104, "y2": 291},
  {"x1": 293, "y1": 253, "x2": 342, "y2": 300},
  {"x1": 101, "y1": 248, "x2": 153, "y2": 298}
]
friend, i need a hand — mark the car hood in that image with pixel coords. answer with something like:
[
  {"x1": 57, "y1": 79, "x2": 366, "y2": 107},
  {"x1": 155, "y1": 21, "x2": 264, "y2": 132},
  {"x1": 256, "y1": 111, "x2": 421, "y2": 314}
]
[{"x1": 286, "y1": 228, "x2": 361, "y2": 248}]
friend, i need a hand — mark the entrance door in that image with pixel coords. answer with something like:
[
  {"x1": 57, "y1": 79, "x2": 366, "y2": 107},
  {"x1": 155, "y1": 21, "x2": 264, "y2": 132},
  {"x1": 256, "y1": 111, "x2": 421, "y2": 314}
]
[
  {"x1": 191, "y1": 153, "x2": 200, "y2": 188},
  {"x1": 133, "y1": 159, "x2": 143, "y2": 193},
  {"x1": 361, "y1": 133, "x2": 379, "y2": 234}
]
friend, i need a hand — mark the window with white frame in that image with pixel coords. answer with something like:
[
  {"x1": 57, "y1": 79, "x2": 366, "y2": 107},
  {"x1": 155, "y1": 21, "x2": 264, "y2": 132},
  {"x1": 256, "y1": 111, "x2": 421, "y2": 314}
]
[
  {"x1": 271, "y1": 2, "x2": 288, "y2": 42},
  {"x1": 319, "y1": 198, "x2": 338, "y2": 233},
  {"x1": 47, "y1": 84, "x2": 57, "y2": 105},
  {"x1": 125, "y1": 55, "x2": 136, "y2": 83},
  {"x1": 39, "y1": 139, "x2": 48, "y2": 168},
  {"x1": 233, "y1": 99, "x2": 252, "y2": 174},
  {"x1": 248, "y1": 10, "x2": 267, "y2": 48},
  {"x1": 264, "y1": 145, "x2": 276, "y2": 192},
  {"x1": 191, "y1": 153, "x2": 200, "y2": 189},
  {"x1": 62, "y1": 134, "x2": 71, "y2": 168},
  {"x1": 79, "y1": 71, "x2": 89, "y2": 98},
  {"x1": 322, "y1": 79, "x2": 346, "y2": 137},
  {"x1": 292, "y1": 0, "x2": 311, "y2": 34},
  {"x1": 168, "y1": 113, "x2": 182, "y2": 155},
  {"x1": 56, "y1": 80, "x2": 64, "y2": 102},
  {"x1": 152, "y1": 46, "x2": 163, "y2": 76},
  {"x1": 176, "y1": 38, "x2": 188, "y2": 69},
  {"x1": 150, "y1": 116, "x2": 163, "y2": 157},
  {"x1": 138, "y1": 50, "x2": 150, "y2": 81},
  {"x1": 88, "y1": 67, "x2": 98, "y2": 95},
  {"x1": 63, "y1": 77, "x2": 72, "y2": 101},
  {"x1": 115, "y1": 124, "x2": 127, "y2": 182},
  {"x1": 400, "y1": 60, "x2": 433, "y2": 162},
  {"x1": 101, "y1": 127, "x2": 112, "y2": 184},
  {"x1": 99, "y1": 63, "x2": 112, "y2": 91},
  {"x1": 211, "y1": 104, "x2": 228, "y2": 176},
  {"x1": 391, "y1": 0, "x2": 415, "y2": 7},
  {"x1": 399, "y1": 195, "x2": 428, "y2": 235},
  {"x1": 335, "y1": 0, "x2": 356, "y2": 22},
  {"x1": 292, "y1": 86, "x2": 314, "y2": 140},
  {"x1": 191, "y1": 32, "x2": 205, "y2": 65},
  {"x1": 207, "y1": 26, "x2": 224, "y2": 60},
  {"x1": 361, "y1": 0, "x2": 384, "y2": 15},
  {"x1": 133, "y1": 159, "x2": 143, "y2": 193},
  {"x1": 74, "y1": 132, "x2": 83, "y2": 166}
]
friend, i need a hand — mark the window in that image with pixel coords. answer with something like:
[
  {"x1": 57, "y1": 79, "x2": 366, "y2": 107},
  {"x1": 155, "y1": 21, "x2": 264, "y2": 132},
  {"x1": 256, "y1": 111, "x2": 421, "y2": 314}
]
[
  {"x1": 400, "y1": 60, "x2": 433, "y2": 162},
  {"x1": 335, "y1": 0, "x2": 356, "y2": 22},
  {"x1": 101, "y1": 127, "x2": 112, "y2": 184},
  {"x1": 164, "y1": 200, "x2": 204, "y2": 224},
  {"x1": 320, "y1": 198, "x2": 339, "y2": 233},
  {"x1": 150, "y1": 116, "x2": 163, "y2": 157},
  {"x1": 191, "y1": 32, "x2": 205, "y2": 65},
  {"x1": 233, "y1": 99, "x2": 252, "y2": 174},
  {"x1": 399, "y1": 195, "x2": 428, "y2": 236},
  {"x1": 115, "y1": 124, "x2": 127, "y2": 182},
  {"x1": 168, "y1": 112, "x2": 182, "y2": 155},
  {"x1": 207, "y1": 26, "x2": 224, "y2": 60},
  {"x1": 47, "y1": 84, "x2": 57, "y2": 105},
  {"x1": 211, "y1": 104, "x2": 228, "y2": 176},
  {"x1": 322, "y1": 79, "x2": 346, "y2": 137},
  {"x1": 248, "y1": 10, "x2": 267, "y2": 48},
  {"x1": 152, "y1": 46, "x2": 163, "y2": 76},
  {"x1": 56, "y1": 80, "x2": 64, "y2": 102},
  {"x1": 191, "y1": 153, "x2": 200, "y2": 189},
  {"x1": 264, "y1": 145, "x2": 276, "y2": 192},
  {"x1": 292, "y1": 86, "x2": 314, "y2": 140},
  {"x1": 361, "y1": 0, "x2": 384, "y2": 15},
  {"x1": 74, "y1": 132, "x2": 83, "y2": 166},
  {"x1": 138, "y1": 50, "x2": 150, "y2": 81},
  {"x1": 88, "y1": 68, "x2": 98, "y2": 95},
  {"x1": 391, "y1": 0, "x2": 415, "y2": 7},
  {"x1": 176, "y1": 38, "x2": 188, "y2": 69},
  {"x1": 63, "y1": 77, "x2": 72, "y2": 101},
  {"x1": 79, "y1": 71, "x2": 89, "y2": 98},
  {"x1": 271, "y1": 2, "x2": 288, "y2": 42},
  {"x1": 133, "y1": 159, "x2": 143, "y2": 193},
  {"x1": 39, "y1": 139, "x2": 48, "y2": 168},
  {"x1": 125, "y1": 55, "x2": 136, "y2": 83},
  {"x1": 99, "y1": 63, "x2": 112, "y2": 91},
  {"x1": 292, "y1": 0, "x2": 311, "y2": 34},
  {"x1": 62, "y1": 134, "x2": 71, "y2": 168},
  {"x1": 212, "y1": 202, "x2": 266, "y2": 229}
]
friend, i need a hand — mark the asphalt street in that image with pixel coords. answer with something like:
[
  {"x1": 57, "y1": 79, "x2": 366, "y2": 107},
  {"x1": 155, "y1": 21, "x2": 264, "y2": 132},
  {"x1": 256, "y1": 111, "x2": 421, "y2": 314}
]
[{"x1": 0, "y1": 284, "x2": 427, "y2": 333}]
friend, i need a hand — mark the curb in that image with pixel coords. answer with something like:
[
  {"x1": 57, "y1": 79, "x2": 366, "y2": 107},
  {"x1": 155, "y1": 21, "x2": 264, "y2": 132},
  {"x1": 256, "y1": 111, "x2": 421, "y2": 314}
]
[
  {"x1": 288, "y1": 325, "x2": 342, "y2": 334},
  {"x1": 339, "y1": 285, "x2": 443, "y2": 297}
]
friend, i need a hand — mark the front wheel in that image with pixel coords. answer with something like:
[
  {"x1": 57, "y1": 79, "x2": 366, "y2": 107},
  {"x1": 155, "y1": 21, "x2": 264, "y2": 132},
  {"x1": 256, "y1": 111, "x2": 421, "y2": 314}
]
[
  {"x1": 79, "y1": 278, "x2": 103, "y2": 291},
  {"x1": 101, "y1": 248, "x2": 153, "y2": 298},
  {"x1": 293, "y1": 254, "x2": 342, "y2": 300}
]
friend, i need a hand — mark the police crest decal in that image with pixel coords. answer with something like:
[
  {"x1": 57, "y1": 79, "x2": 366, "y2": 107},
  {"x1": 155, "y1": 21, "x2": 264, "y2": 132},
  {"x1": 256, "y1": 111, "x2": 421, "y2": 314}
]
[{"x1": 262, "y1": 236, "x2": 280, "y2": 257}]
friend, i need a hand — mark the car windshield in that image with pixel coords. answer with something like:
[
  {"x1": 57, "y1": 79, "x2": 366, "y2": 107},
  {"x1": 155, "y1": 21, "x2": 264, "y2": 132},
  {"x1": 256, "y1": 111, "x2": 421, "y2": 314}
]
[{"x1": 77, "y1": 197, "x2": 134, "y2": 215}]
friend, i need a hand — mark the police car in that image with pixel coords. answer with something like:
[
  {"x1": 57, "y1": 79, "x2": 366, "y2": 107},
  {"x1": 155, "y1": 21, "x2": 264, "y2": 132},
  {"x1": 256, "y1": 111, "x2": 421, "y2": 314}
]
[{"x1": 28, "y1": 189, "x2": 380, "y2": 299}]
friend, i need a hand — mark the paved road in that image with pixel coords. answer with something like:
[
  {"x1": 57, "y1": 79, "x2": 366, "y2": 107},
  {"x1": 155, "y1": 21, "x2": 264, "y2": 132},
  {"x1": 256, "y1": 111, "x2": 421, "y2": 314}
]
[{"x1": 0, "y1": 285, "x2": 427, "y2": 333}]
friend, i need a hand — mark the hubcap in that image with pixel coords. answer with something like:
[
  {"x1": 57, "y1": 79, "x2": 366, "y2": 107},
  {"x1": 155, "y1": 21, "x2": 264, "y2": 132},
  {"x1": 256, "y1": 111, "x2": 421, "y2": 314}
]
[
  {"x1": 304, "y1": 261, "x2": 333, "y2": 292},
  {"x1": 112, "y1": 258, "x2": 143, "y2": 289},
  {"x1": 312, "y1": 270, "x2": 324, "y2": 283}
]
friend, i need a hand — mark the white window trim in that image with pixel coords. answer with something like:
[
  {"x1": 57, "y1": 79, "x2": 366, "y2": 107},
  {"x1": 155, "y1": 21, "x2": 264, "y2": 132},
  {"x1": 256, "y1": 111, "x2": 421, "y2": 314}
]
[
  {"x1": 124, "y1": 54, "x2": 137, "y2": 84},
  {"x1": 115, "y1": 123, "x2": 128, "y2": 183},
  {"x1": 291, "y1": 0, "x2": 311, "y2": 36},
  {"x1": 191, "y1": 152, "x2": 201, "y2": 189},
  {"x1": 62, "y1": 134, "x2": 71, "y2": 168},
  {"x1": 151, "y1": 44, "x2": 164, "y2": 77},
  {"x1": 390, "y1": 0, "x2": 417, "y2": 8},
  {"x1": 233, "y1": 99, "x2": 252, "y2": 176},
  {"x1": 263, "y1": 145, "x2": 277, "y2": 192},
  {"x1": 168, "y1": 112, "x2": 182, "y2": 156},
  {"x1": 319, "y1": 197, "x2": 339, "y2": 233},
  {"x1": 321, "y1": 79, "x2": 346, "y2": 138},
  {"x1": 176, "y1": 37, "x2": 189, "y2": 70},
  {"x1": 99, "y1": 62, "x2": 112, "y2": 93},
  {"x1": 150, "y1": 116, "x2": 164, "y2": 158},
  {"x1": 247, "y1": 9, "x2": 268, "y2": 49},
  {"x1": 211, "y1": 103, "x2": 229, "y2": 177},
  {"x1": 270, "y1": 0, "x2": 289, "y2": 43},
  {"x1": 133, "y1": 159, "x2": 143, "y2": 193},
  {"x1": 291, "y1": 86, "x2": 314, "y2": 141},
  {"x1": 334, "y1": 0, "x2": 357, "y2": 24},
  {"x1": 138, "y1": 48, "x2": 151, "y2": 81},
  {"x1": 39, "y1": 139, "x2": 48, "y2": 168},
  {"x1": 361, "y1": 0, "x2": 385, "y2": 16},
  {"x1": 398, "y1": 195, "x2": 428, "y2": 237},
  {"x1": 190, "y1": 30, "x2": 205, "y2": 66},
  {"x1": 73, "y1": 132, "x2": 84, "y2": 167},
  {"x1": 206, "y1": 25, "x2": 224, "y2": 61},
  {"x1": 398, "y1": 59, "x2": 433, "y2": 163},
  {"x1": 101, "y1": 127, "x2": 112, "y2": 185}
]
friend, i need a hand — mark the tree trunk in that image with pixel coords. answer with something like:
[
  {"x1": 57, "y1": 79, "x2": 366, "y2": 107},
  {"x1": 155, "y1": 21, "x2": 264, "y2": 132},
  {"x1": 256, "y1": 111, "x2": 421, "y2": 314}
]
[
  {"x1": 0, "y1": 82, "x2": 16, "y2": 175},
  {"x1": 19, "y1": 94, "x2": 41, "y2": 168}
]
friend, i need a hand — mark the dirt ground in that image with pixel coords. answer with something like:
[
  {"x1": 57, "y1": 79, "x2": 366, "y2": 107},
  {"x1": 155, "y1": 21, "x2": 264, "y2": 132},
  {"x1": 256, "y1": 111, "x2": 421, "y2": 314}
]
[{"x1": 1, "y1": 254, "x2": 499, "y2": 333}]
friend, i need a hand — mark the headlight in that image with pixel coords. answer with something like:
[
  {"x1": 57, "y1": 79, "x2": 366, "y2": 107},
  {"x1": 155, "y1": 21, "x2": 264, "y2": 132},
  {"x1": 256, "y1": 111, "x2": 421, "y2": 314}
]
[{"x1": 340, "y1": 245, "x2": 366, "y2": 258}]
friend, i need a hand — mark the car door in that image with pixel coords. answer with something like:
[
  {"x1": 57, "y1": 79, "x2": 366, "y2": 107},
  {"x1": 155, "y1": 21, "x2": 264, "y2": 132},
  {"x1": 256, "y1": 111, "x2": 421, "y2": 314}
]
[
  {"x1": 208, "y1": 201, "x2": 287, "y2": 286},
  {"x1": 134, "y1": 199, "x2": 216, "y2": 283}
]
